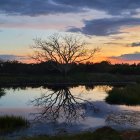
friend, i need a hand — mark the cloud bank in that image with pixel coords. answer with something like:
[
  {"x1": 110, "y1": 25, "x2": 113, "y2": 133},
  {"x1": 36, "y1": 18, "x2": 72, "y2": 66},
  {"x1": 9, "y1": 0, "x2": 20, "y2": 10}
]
[
  {"x1": 1, "y1": 0, "x2": 140, "y2": 16},
  {"x1": 54, "y1": 0, "x2": 140, "y2": 16},
  {"x1": 68, "y1": 17, "x2": 140, "y2": 36},
  {"x1": 0, "y1": 55, "x2": 27, "y2": 62},
  {"x1": 110, "y1": 52, "x2": 140, "y2": 61},
  {"x1": 1, "y1": 0, "x2": 140, "y2": 36},
  {"x1": 0, "y1": 0, "x2": 83, "y2": 16},
  {"x1": 131, "y1": 42, "x2": 140, "y2": 47}
]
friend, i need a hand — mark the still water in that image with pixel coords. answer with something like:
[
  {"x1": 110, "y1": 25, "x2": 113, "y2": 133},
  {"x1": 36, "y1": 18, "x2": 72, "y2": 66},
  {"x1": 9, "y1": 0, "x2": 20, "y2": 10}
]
[{"x1": 0, "y1": 85, "x2": 140, "y2": 136}]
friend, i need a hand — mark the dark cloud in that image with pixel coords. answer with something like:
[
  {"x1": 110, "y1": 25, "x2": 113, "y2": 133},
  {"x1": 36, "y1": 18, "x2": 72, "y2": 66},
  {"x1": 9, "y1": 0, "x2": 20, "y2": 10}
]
[
  {"x1": 131, "y1": 42, "x2": 140, "y2": 47},
  {"x1": 68, "y1": 17, "x2": 140, "y2": 36},
  {"x1": 0, "y1": 54, "x2": 27, "y2": 61},
  {"x1": 0, "y1": 0, "x2": 82, "y2": 16},
  {"x1": 104, "y1": 42, "x2": 125, "y2": 45},
  {"x1": 54, "y1": 0, "x2": 140, "y2": 16},
  {"x1": 110, "y1": 52, "x2": 140, "y2": 61},
  {"x1": 1, "y1": 1, "x2": 140, "y2": 36},
  {"x1": 1, "y1": 0, "x2": 140, "y2": 16},
  {"x1": 110, "y1": 36, "x2": 124, "y2": 40}
]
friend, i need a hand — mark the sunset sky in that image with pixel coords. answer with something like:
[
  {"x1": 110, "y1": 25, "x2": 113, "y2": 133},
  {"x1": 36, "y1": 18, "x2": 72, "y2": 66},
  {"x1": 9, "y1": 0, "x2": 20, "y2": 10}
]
[{"x1": 0, "y1": 0, "x2": 140, "y2": 64}]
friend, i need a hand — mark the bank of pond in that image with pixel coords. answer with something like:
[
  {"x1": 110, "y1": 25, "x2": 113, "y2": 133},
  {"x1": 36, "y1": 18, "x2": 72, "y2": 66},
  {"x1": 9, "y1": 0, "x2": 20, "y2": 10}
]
[{"x1": 0, "y1": 73, "x2": 140, "y2": 87}]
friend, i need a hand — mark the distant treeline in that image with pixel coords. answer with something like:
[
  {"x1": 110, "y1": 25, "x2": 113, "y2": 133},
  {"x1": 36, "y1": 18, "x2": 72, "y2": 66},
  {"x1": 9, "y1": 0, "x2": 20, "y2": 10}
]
[{"x1": 0, "y1": 60, "x2": 140, "y2": 75}]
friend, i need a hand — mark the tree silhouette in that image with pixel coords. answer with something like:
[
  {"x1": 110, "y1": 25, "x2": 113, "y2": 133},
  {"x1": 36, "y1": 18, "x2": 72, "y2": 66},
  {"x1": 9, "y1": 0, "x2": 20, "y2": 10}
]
[
  {"x1": 31, "y1": 34, "x2": 99, "y2": 75},
  {"x1": 31, "y1": 86, "x2": 97, "y2": 123}
]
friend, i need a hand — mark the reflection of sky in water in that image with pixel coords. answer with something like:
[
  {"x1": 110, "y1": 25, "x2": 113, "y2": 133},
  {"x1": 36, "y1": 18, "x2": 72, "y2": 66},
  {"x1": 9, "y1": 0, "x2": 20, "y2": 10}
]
[
  {"x1": 0, "y1": 87, "x2": 45, "y2": 108},
  {"x1": 0, "y1": 85, "x2": 140, "y2": 136},
  {"x1": 70, "y1": 85, "x2": 112, "y2": 102},
  {"x1": 0, "y1": 86, "x2": 111, "y2": 108}
]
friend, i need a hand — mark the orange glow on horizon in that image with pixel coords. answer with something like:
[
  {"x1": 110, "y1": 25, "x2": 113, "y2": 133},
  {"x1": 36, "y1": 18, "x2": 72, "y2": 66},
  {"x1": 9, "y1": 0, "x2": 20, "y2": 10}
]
[
  {"x1": 20, "y1": 56, "x2": 140, "y2": 65},
  {"x1": 105, "y1": 57, "x2": 140, "y2": 65}
]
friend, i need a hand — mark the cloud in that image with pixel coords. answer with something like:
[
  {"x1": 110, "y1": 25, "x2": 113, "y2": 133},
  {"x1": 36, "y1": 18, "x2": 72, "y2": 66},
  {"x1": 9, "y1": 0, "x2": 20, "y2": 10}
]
[
  {"x1": 110, "y1": 52, "x2": 140, "y2": 61},
  {"x1": 54, "y1": 0, "x2": 140, "y2": 16},
  {"x1": 0, "y1": 0, "x2": 83, "y2": 16},
  {"x1": 1, "y1": 0, "x2": 140, "y2": 16},
  {"x1": 1, "y1": 1, "x2": 140, "y2": 37},
  {"x1": 131, "y1": 42, "x2": 140, "y2": 47},
  {"x1": 104, "y1": 42, "x2": 125, "y2": 46},
  {"x1": 68, "y1": 17, "x2": 140, "y2": 36},
  {"x1": 0, "y1": 54, "x2": 28, "y2": 62}
]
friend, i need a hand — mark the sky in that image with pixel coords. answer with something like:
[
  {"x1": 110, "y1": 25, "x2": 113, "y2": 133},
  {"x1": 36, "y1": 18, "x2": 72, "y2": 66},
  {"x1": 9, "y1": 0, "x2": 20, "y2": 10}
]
[{"x1": 0, "y1": 0, "x2": 140, "y2": 64}]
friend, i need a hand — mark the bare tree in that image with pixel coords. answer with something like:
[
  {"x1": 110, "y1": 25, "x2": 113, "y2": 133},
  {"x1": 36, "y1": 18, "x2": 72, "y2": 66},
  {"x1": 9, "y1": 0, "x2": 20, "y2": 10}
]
[
  {"x1": 32, "y1": 34, "x2": 99, "y2": 75},
  {"x1": 31, "y1": 86, "x2": 97, "y2": 123}
]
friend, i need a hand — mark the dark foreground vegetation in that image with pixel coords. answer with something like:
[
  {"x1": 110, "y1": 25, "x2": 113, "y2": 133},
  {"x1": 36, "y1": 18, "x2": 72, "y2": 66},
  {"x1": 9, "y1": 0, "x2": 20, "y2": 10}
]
[
  {"x1": 0, "y1": 73, "x2": 140, "y2": 87},
  {"x1": 106, "y1": 84, "x2": 140, "y2": 105},
  {"x1": 0, "y1": 116, "x2": 29, "y2": 134},
  {"x1": 0, "y1": 61, "x2": 140, "y2": 86},
  {"x1": 0, "y1": 60, "x2": 140, "y2": 75}
]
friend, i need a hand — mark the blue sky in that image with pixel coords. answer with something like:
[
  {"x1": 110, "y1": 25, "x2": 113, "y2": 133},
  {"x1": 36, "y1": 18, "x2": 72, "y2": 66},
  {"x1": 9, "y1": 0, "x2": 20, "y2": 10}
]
[{"x1": 0, "y1": 0, "x2": 140, "y2": 63}]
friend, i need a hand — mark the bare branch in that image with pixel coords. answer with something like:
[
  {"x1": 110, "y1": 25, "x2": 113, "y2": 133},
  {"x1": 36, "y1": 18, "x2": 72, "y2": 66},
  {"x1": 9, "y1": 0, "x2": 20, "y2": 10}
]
[
  {"x1": 31, "y1": 87, "x2": 97, "y2": 123},
  {"x1": 31, "y1": 34, "x2": 99, "y2": 75}
]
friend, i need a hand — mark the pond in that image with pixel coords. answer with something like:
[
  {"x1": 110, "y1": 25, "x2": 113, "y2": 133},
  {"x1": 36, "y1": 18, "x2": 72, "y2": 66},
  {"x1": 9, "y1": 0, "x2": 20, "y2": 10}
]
[{"x1": 0, "y1": 85, "x2": 140, "y2": 137}]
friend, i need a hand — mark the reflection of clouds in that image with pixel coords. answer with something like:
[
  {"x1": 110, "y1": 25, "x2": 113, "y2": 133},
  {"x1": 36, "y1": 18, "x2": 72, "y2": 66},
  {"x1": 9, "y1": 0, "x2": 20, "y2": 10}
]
[
  {"x1": 83, "y1": 100, "x2": 140, "y2": 129},
  {"x1": 106, "y1": 112, "x2": 140, "y2": 129},
  {"x1": 31, "y1": 85, "x2": 140, "y2": 129},
  {"x1": 74, "y1": 85, "x2": 112, "y2": 102},
  {"x1": 94, "y1": 85, "x2": 112, "y2": 92}
]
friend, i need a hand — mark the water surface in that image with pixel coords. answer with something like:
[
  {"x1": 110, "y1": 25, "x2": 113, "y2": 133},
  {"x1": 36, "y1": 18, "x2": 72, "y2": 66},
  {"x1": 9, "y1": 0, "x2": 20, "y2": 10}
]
[{"x1": 0, "y1": 85, "x2": 140, "y2": 136}]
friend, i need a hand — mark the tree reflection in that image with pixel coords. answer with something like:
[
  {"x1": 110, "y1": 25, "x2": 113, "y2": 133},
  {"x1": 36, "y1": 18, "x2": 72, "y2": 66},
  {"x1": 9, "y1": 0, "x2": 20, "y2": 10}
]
[
  {"x1": 31, "y1": 86, "x2": 97, "y2": 123},
  {"x1": 85, "y1": 84, "x2": 95, "y2": 91},
  {"x1": 0, "y1": 88, "x2": 5, "y2": 98}
]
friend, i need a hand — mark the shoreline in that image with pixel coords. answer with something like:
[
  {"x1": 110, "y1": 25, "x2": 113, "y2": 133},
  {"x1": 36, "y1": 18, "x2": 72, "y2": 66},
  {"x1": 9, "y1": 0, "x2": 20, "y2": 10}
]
[
  {"x1": 0, "y1": 73, "x2": 140, "y2": 87},
  {"x1": 0, "y1": 81, "x2": 136, "y2": 88}
]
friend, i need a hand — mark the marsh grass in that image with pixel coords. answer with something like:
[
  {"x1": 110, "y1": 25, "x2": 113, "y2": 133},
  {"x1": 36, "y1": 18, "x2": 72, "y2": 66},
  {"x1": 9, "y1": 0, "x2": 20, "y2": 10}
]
[
  {"x1": 0, "y1": 116, "x2": 29, "y2": 134},
  {"x1": 106, "y1": 84, "x2": 140, "y2": 105}
]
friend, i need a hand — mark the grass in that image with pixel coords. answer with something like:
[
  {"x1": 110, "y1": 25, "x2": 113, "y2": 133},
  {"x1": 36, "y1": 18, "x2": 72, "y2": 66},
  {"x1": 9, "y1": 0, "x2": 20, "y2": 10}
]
[
  {"x1": 0, "y1": 73, "x2": 139, "y2": 87},
  {"x1": 106, "y1": 84, "x2": 140, "y2": 105},
  {"x1": 0, "y1": 116, "x2": 29, "y2": 134},
  {"x1": 21, "y1": 127, "x2": 122, "y2": 140}
]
